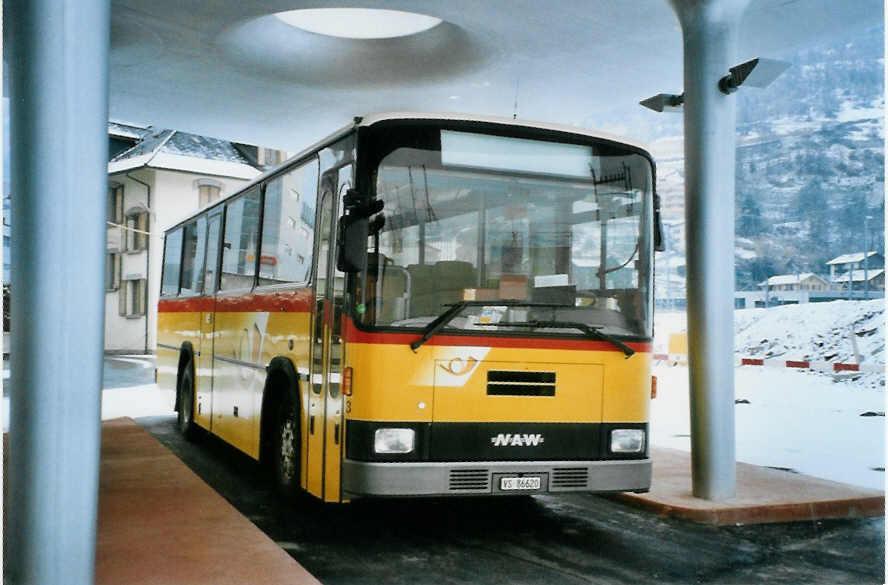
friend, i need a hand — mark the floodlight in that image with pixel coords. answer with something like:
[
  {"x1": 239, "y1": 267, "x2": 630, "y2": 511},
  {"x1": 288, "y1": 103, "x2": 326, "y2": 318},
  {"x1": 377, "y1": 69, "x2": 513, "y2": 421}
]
[
  {"x1": 639, "y1": 93, "x2": 684, "y2": 113},
  {"x1": 718, "y1": 58, "x2": 790, "y2": 94}
]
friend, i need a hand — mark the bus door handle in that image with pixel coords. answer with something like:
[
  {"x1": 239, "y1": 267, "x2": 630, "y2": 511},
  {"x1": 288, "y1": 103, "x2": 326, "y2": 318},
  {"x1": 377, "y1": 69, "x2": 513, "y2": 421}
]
[
  {"x1": 333, "y1": 422, "x2": 340, "y2": 444},
  {"x1": 309, "y1": 415, "x2": 315, "y2": 434}
]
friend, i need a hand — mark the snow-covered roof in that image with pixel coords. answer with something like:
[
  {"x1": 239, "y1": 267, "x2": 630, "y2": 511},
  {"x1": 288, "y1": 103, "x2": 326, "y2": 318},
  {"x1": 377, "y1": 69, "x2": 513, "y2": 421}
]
[
  {"x1": 108, "y1": 129, "x2": 260, "y2": 180},
  {"x1": 758, "y1": 273, "x2": 825, "y2": 287},
  {"x1": 826, "y1": 251, "x2": 882, "y2": 265},
  {"x1": 830, "y1": 269, "x2": 885, "y2": 283},
  {"x1": 108, "y1": 121, "x2": 150, "y2": 141}
]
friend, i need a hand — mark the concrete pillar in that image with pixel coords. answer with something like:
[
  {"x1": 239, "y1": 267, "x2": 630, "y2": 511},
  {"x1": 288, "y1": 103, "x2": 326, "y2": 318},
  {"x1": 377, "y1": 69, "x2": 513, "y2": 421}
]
[
  {"x1": 5, "y1": 0, "x2": 110, "y2": 582},
  {"x1": 668, "y1": 0, "x2": 748, "y2": 500}
]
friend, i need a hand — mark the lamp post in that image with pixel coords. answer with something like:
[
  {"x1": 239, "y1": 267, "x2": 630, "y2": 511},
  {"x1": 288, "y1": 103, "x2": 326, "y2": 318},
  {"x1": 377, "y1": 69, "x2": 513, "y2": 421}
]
[{"x1": 641, "y1": 0, "x2": 789, "y2": 502}]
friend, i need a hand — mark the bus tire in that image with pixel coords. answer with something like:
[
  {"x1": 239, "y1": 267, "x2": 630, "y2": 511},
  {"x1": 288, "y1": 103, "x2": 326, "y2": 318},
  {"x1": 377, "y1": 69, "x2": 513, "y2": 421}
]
[
  {"x1": 273, "y1": 391, "x2": 301, "y2": 494},
  {"x1": 177, "y1": 357, "x2": 197, "y2": 440}
]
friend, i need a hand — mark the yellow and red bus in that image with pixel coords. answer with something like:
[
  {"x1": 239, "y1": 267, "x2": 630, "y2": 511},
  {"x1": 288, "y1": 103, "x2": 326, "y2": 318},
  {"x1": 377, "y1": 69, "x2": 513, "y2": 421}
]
[{"x1": 157, "y1": 113, "x2": 662, "y2": 502}]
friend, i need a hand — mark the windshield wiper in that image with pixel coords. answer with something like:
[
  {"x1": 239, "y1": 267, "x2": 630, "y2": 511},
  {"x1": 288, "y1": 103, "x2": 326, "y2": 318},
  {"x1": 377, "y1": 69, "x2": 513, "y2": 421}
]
[
  {"x1": 476, "y1": 320, "x2": 635, "y2": 358},
  {"x1": 409, "y1": 300, "x2": 571, "y2": 352}
]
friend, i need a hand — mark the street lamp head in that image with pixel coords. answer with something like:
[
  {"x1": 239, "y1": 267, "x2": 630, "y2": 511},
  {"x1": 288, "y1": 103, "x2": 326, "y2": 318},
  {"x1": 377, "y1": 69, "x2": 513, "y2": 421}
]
[
  {"x1": 719, "y1": 57, "x2": 790, "y2": 94},
  {"x1": 639, "y1": 93, "x2": 684, "y2": 113}
]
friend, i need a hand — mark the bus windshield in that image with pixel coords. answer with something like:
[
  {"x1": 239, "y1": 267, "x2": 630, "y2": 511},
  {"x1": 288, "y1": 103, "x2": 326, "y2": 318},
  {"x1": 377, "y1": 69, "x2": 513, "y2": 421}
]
[{"x1": 357, "y1": 128, "x2": 654, "y2": 338}]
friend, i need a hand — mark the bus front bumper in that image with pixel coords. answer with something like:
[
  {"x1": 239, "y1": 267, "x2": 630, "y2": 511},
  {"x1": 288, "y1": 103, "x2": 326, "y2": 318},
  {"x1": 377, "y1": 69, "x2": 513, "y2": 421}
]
[{"x1": 342, "y1": 458, "x2": 651, "y2": 498}]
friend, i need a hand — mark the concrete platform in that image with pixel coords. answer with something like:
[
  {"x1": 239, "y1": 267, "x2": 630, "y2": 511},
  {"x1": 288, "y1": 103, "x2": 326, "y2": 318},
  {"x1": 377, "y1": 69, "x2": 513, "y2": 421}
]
[
  {"x1": 96, "y1": 417, "x2": 319, "y2": 585},
  {"x1": 616, "y1": 446, "x2": 885, "y2": 525},
  {"x1": 5, "y1": 418, "x2": 319, "y2": 585}
]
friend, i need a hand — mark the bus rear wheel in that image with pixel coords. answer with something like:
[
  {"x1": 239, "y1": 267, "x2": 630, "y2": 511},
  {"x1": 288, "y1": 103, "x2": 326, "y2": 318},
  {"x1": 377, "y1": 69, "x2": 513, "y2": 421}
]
[
  {"x1": 273, "y1": 394, "x2": 301, "y2": 494},
  {"x1": 177, "y1": 359, "x2": 196, "y2": 440}
]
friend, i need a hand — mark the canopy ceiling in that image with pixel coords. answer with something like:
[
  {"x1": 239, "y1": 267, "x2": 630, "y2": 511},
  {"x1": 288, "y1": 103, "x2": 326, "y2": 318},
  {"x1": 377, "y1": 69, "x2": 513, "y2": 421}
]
[{"x1": 110, "y1": 0, "x2": 882, "y2": 150}]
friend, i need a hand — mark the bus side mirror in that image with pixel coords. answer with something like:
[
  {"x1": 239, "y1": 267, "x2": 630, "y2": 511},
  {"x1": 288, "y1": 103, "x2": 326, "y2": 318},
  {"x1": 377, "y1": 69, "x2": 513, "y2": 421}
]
[
  {"x1": 337, "y1": 214, "x2": 369, "y2": 273},
  {"x1": 336, "y1": 191, "x2": 384, "y2": 273}
]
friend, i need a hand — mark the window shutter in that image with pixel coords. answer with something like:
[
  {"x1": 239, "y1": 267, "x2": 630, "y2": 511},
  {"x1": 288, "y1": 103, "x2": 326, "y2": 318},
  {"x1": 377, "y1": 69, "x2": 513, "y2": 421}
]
[
  {"x1": 138, "y1": 212, "x2": 148, "y2": 250},
  {"x1": 118, "y1": 281, "x2": 127, "y2": 316},
  {"x1": 138, "y1": 279, "x2": 147, "y2": 315}
]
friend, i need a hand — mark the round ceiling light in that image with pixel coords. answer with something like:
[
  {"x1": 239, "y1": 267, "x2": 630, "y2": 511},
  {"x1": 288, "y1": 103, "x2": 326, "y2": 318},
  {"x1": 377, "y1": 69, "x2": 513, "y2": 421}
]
[{"x1": 274, "y1": 8, "x2": 443, "y2": 39}]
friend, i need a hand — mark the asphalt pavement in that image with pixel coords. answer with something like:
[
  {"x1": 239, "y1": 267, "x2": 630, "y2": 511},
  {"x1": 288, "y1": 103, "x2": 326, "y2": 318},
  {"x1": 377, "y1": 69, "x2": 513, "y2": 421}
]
[{"x1": 140, "y1": 415, "x2": 885, "y2": 585}]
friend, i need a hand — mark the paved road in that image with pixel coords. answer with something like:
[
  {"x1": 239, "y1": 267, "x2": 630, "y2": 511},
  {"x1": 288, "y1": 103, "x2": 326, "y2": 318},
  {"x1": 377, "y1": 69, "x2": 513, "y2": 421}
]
[{"x1": 140, "y1": 415, "x2": 884, "y2": 585}]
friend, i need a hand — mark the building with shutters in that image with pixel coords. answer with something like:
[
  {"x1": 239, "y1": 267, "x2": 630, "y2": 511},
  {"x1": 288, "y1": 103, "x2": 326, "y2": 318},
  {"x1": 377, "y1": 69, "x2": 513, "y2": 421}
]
[{"x1": 104, "y1": 124, "x2": 276, "y2": 353}]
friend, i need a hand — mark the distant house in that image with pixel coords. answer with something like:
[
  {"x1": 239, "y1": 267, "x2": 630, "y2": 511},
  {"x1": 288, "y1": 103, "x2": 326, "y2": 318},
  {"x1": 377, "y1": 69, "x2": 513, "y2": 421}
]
[
  {"x1": 826, "y1": 251, "x2": 884, "y2": 281},
  {"x1": 105, "y1": 124, "x2": 275, "y2": 353},
  {"x1": 758, "y1": 272, "x2": 830, "y2": 292},
  {"x1": 830, "y1": 269, "x2": 885, "y2": 291}
]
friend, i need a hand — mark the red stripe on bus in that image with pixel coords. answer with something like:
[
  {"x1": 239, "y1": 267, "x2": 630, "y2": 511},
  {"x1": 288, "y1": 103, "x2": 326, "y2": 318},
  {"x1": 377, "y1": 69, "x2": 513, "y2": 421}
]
[
  {"x1": 158, "y1": 290, "x2": 313, "y2": 313},
  {"x1": 158, "y1": 297, "x2": 214, "y2": 313},
  {"x1": 785, "y1": 360, "x2": 809, "y2": 369},
  {"x1": 741, "y1": 358, "x2": 764, "y2": 366},
  {"x1": 833, "y1": 363, "x2": 860, "y2": 372},
  {"x1": 341, "y1": 318, "x2": 652, "y2": 353}
]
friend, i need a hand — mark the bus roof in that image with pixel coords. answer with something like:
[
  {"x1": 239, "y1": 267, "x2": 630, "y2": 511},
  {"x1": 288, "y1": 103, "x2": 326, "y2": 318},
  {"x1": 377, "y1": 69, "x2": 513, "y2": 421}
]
[
  {"x1": 161, "y1": 112, "x2": 652, "y2": 234},
  {"x1": 357, "y1": 112, "x2": 651, "y2": 153}
]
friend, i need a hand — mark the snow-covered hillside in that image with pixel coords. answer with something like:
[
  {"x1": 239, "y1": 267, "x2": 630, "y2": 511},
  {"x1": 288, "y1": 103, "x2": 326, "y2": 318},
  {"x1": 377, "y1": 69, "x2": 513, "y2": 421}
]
[{"x1": 649, "y1": 24, "x2": 885, "y2": 292}]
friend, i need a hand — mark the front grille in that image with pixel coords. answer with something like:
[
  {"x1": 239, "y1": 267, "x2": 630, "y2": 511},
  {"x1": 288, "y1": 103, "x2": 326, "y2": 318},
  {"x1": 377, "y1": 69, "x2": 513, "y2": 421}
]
[
  {"x1": 487, "y1": 371, "x2": 556, "y2": 396},
  {"x1": 448, "y1": 468, "x2": 490, "y2": 492},
  {"x1": 551, "y1": 467, "x2": 589, "y2": 489}
]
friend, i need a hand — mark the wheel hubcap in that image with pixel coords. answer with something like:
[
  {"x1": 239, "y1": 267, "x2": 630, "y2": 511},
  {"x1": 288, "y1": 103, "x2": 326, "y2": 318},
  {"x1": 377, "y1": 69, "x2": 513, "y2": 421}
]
[{"x1": 279, "y1": 414, "x2": 297, "y2": 482}]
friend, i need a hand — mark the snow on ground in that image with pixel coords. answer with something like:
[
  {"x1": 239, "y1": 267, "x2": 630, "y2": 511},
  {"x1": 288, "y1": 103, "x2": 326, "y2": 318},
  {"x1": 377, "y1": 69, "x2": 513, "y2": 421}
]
[
  {"x1": 837, "y1": 99, "x2": 885, "y2": 123},
  {"x1": 2, "y1": 385, "x2": 175, "y2": 433},
  {"x1": 652, "y1": 364, "x2": 884, "y2": 490},
  {"x1": 654, "y1": 300, "x2": 885, "y2": 490},
  {"x1": 100, "y1": 385, "x2": 175, "y2": 421}
]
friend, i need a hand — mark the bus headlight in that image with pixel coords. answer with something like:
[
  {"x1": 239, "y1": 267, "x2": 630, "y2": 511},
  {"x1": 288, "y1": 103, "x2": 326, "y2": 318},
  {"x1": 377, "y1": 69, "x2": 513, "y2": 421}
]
[
  {"x1": 611, "y1": 429, "x2": 645, "y2": 453},
  {"x1": 374, "y1": 428, "x2": 415, "y2": 454}
]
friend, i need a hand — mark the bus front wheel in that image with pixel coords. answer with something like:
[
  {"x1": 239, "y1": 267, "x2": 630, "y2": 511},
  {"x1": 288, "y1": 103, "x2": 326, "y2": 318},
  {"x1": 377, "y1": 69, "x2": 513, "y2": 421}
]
[{"x1": 273, "y1": 393, "x2": 301, "y2": 494}]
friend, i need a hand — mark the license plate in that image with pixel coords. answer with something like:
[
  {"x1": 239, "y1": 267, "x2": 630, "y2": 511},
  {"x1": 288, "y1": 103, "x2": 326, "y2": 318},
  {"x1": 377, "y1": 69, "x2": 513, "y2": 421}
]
[{"x1": 500, "y1": 476, "x2": 542, "y2": 491}]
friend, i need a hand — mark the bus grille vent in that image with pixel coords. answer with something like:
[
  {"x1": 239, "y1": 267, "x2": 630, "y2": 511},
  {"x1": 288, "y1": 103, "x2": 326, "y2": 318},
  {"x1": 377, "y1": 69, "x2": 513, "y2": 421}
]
[
  {"x1": 487, "y1": 371, "x2": 556, "y2": 396},
  {"x1": 552, "y1": 467, "x2": 589, "y2": 489},
  {"x1": 449, "y1": 469, "x2": 490, "y2": 492}
]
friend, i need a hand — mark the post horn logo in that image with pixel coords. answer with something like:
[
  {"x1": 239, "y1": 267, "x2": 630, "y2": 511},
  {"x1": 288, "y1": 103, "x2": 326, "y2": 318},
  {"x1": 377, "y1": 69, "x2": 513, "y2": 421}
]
[{"x1": 438, "y1": 356, "x2": 479, "y2": 376}]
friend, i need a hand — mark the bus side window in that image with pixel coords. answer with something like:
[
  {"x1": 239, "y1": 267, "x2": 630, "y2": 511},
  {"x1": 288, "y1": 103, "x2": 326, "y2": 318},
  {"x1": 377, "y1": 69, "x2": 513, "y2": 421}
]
[
  {"x1": 203, "y1": 212, "x2": 223, "y2": 293},
  {"x1": 161, "y1": 228, "x2": 183, "y2": 297},
  {"x1": 180, "y1": 216, "x2": 207, "y2": 295},
  {"x1": 258, "y1": 158, "x2": 319, "y2": 286},
  {"x1": 220, "y1": 188, "x2": 261, "y2": 291}
]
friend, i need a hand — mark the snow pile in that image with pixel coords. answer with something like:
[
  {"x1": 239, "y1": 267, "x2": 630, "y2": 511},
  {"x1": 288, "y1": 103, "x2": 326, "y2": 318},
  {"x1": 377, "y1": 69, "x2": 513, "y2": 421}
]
[
  {"x1": 734, "y1": 299, "x2": 884, "y2": 388},
  {"x1": 656, "y1": 300, "x2": 884, "y2": 387}
]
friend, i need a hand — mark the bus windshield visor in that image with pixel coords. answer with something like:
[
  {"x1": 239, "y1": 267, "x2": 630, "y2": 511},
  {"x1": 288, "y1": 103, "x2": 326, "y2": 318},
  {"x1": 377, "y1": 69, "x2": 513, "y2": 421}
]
[{"x1": 356, "y1": 127, "x2": 654, "y2": 339}]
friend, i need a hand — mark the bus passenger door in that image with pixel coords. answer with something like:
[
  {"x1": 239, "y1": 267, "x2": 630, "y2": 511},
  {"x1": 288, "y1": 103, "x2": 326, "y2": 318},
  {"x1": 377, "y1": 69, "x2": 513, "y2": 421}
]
[
  {"x1": 321, "y1": 166, "x2": 351, "y2": 502},
  {"x1": 196, "y1": 210, "x2": 222, "y2": 430},
  {"x1": 306, "y1": 165, "x2": 350, "y2": 502},
  {"x1": 306, "y1": 188, "x2": 334, "y2": 498}
]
